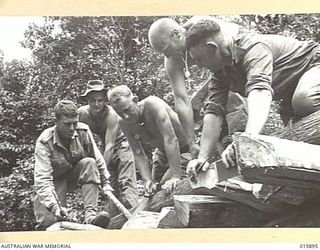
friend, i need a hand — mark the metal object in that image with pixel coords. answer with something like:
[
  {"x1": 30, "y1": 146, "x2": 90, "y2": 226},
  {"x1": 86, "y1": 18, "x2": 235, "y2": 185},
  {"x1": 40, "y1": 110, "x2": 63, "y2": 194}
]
[
  {"x1": 263, "y1": 186, "x2": 284, "y2": 203},
  {"x1": 188, "y1": 158, "x2": 209, "y2": 184},
  {"x1": 52, "y1": 190, "x2": 67, "y2": 218}
]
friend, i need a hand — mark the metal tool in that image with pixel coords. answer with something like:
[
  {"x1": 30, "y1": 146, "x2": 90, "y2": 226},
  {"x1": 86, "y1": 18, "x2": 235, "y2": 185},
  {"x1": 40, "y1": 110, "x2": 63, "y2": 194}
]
[
  {"x1": 52, "y1": 190, "x2": 67, "y2": 218},
  {"x1": 188, "y1": 158, "x2": 209, "y2": 184},
  {"x1": 189, "y1": 159, "x2": 239, "y2": 189}
]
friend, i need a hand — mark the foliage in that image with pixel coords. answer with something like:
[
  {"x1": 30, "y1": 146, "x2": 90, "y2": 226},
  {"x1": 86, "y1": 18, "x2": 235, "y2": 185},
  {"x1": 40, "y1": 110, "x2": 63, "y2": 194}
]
[
  {"x1": 1, "y1": 14, "x2": 320, "y2": 231},
  {"x1": 0, "y1": 157, "x2": 35, "y2": 231},
  {"x1": 239, "y1": 14, "x2": 320, "y2": 42}
]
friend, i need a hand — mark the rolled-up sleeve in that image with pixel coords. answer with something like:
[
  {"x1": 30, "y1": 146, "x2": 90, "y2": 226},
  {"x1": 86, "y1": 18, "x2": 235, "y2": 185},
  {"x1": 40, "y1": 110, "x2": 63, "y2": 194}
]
[
  {"x1": 34, "y1": 141, "x2": 57, "y2": 210},
  {"x1": 87, "y1": 128, "x2": 111, "y2": 184},
  {"x1": 204, "y1": 74, "x2": 229, "y2": 116},
  {"x1": 243, "y1": 43, "x2": 274, "y2": 97}
]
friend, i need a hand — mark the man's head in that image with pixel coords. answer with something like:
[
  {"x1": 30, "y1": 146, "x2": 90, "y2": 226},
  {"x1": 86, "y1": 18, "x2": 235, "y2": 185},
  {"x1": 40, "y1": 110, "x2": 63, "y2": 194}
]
[
  {"x1": 148, "y1": 18, "x2": 186, "y2": 58},
  {"x1": 80, "y1": 80, "x2": 107, "y2": 116},
  {"x1": 107, "y1": 85, "x2": 140, "y2": 123},
  {"x1": 54, "y1": 100, "x2": 78, "y2": 140},
  {"x1": 185, "y1": 19, "x2": 232, "y2": 73}
]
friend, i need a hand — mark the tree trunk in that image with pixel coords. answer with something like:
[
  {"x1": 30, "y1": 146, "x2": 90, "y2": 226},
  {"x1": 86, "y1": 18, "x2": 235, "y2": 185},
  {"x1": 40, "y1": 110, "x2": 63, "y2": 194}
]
[
  {"x1": 272, "y1": 109, "x2": 320, "y2": 144},
  {"x1": 234, "y1": 133, "x2": 320, "y2": 191}
]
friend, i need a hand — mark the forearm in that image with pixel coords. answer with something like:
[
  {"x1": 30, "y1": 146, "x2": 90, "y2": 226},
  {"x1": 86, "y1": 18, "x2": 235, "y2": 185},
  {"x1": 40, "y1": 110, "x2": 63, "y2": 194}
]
[
  {"x1": 245, "y1": 89, "x2": 272, "y2": 135},
  {"x1": 92, "y1": 140, "x2": 111, "y2": 183},
  {"x1": 175, "y1": 98, "x2": 195, "y2": 148},
  {"x1": 134, "y1": 153, "x2": 152, "y2": 182},
  {"x1": 164, "y1": 137, "x2": 183, "y2": 178},
  {"x1": 34, "y1": 142, "x2": 58, "y2": 210},
  {"x1": 103, "y1": 143, "x2": 114, "y2": 166},
  {"x1": 34, "y1": 173, "x2": 57, "y2": 210},
  {"x1": 198, "y1": 113, "x2": 224, "y2": 159}
]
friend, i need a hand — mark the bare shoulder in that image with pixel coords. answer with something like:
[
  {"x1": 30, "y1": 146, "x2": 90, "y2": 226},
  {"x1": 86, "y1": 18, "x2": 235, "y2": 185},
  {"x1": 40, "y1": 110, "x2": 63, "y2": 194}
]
[
  {"x1": 76, "y1": 122, "x2": 90, "y2": 131},
  {"x1": 118, "y1": 117, "x2": 131, "y2": 133},
  {"x1": 105, "y1": 105, "x2": 119, "y2": 125},
  {"x1": 77, "y1": 105, "x2": 90, "y2": 114},
  {"x1": 144, "y1": 96, "x2": 167, "y2": 114}
]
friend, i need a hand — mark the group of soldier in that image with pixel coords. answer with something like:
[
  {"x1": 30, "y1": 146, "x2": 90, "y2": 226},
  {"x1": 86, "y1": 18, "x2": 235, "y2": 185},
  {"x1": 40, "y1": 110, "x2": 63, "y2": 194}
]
[{"x1": 34, "y1": 16, "x2": 320, "y2": 230}]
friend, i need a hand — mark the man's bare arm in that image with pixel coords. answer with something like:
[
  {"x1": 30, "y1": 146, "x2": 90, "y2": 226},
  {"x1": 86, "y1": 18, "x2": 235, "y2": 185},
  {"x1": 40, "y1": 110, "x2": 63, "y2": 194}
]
[
  {"x1": 165, "y1": 58, "x2": 196, "y2": 155},
  {"x1": 245, "y1": 89, "x2": 272, "y2": 134},
  {"x1": 103, "y1": 107, "x2": 120, "y2": 166},
  {"x1": 151, "y1": 100, "x2": 182, "y2": 178},
  {"x1": 198, "y1": 113, "x2": 224, "y2": 159},
  {"x1": 187, "y1": 113, "x2": 224, "y2": 174},
  {"x1": 120, "y1": 122, "x2": 152, "y2": 182}
]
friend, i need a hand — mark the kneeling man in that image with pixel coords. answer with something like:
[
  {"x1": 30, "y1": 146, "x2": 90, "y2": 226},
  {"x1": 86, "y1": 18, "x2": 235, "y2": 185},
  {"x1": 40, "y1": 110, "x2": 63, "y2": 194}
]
[{"x1": 34, "y1": 100, "x2": 113, "y2": 230}]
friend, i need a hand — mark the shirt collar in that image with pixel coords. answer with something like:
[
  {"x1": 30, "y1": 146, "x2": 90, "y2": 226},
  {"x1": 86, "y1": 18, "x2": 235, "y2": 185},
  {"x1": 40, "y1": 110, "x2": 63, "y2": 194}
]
[
  {"x1": 53, "y1": 125, "x2": 78, "y2": 148},
  {"x1": 229, "y1": 35, "x2": 247, "y2": 65}
]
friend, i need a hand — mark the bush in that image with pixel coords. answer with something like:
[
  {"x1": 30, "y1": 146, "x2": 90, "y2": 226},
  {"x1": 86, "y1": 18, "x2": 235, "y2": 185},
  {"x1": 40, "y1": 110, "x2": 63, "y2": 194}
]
[{"x1": 0, "y1": 157, "x2": 36, "y2": 231}]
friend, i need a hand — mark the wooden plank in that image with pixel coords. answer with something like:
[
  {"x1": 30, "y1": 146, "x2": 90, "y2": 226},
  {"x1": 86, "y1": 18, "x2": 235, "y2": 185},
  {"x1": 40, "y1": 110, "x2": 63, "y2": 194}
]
[
  {"x1": 147, "y1": 179, "x2": 194, "y2": 212},
  {"x1": 121, "y1": 211, "x2": 162, "y2": 229},
  {"x1": 46, "y1": 221, "x2": 104, "y2": 231},
  {"x1": 192, "y1": 185, "x2": 294, "y2": 215},
  {"x1": 234, "y1": 133, "x2": 320, "y2": 190},
  {"x1": 173, "y1": 193, "x2": 272, "y2": 227},
  {"x1": 122, "y1": 196, "x2": 150, "y2": 229},
  {"x1": 157, "y1": 207, "x2": 185, "y2": 229},
  {"x1": 255, "y1": 184, "x2": 316, "y2": 206},
  {"x1": 108, "y1": 179, "x2": 193, "y2": 229},
  {"x1": 242, "y1": 168, "x2": 320, "y2": 191},
  {"x1": 173, "y1": 195, "x2": 235, "y2": 226}
]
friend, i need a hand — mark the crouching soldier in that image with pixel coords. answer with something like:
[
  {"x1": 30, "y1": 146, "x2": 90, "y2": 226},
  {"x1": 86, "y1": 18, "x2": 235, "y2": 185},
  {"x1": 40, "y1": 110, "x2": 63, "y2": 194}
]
[{"x1": 33, "y1": 100, "x2": 113, "y2": 230}]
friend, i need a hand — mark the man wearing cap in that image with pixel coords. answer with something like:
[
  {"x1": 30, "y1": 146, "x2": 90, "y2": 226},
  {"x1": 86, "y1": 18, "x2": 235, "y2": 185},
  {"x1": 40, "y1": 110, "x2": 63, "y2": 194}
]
[
  {"x1": 78, "y1": 80, "x2": 139, "y2": 215},
  {"x1": 34, "y1": 100, "x2": 113, "y2": 230},
  {"x1": 148, "y1": 16, "x2": 242, "y2": 158},
  {"x1": 107, "y1": 85, "x2": 191, "y2": 192}
]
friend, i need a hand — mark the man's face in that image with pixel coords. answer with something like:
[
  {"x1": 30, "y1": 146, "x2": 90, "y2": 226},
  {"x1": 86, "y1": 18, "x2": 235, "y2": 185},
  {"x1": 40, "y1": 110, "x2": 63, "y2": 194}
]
[
  {"x1": 88, "y1": 91, "x2": 106, "y2": 116},
  {"x1": 112, "y1": 97, "x2": 139, "y2": 123},
  {"x1": 189, "y1": 40, "x2": 224, "y2": 73},
  {"x1": 56, "y1": 115, "x2": 78, "y2": 140},
  {"x1": 161, "y1": 34, "x2": 185, "y2": 58}
]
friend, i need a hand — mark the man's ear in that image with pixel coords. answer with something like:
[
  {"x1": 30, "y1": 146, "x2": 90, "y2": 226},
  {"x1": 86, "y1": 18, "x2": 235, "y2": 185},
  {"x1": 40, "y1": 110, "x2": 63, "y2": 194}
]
[
  {"x1": 132, "y1": 95, "x2": 139, "y2": 103},
  {"x1": 171, "y1": 29, "x2": 181, "y2": 38},
  {"x1": 206, "y1": 41, "x2": 218, "y2": 54}
]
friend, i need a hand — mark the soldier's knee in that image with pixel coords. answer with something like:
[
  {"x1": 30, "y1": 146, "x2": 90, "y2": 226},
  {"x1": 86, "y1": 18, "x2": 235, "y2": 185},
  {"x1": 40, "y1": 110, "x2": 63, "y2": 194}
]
[
  {"x1": 77, "y1": 157, "x2": 100, "y2": 180},
  {"x1": 292, "y1": 89, "x2": 319, "y2": 117}
]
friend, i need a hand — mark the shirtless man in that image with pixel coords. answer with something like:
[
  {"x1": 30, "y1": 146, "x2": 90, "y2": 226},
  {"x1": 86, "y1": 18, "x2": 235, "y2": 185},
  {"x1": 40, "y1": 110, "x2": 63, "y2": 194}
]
[
  {"x1": 148, "y1": 16, "x2": 240, "y2": 157},
  {"x1": 78, "y1": 80, "x2": 139, "y2": 213},
  {"x1": 107, "y1": 85, "x2": 189, "y2": 192}
]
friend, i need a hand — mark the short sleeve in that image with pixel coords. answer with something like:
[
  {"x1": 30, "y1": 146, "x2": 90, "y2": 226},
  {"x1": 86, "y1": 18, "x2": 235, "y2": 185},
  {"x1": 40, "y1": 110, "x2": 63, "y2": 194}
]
[
  {"x1": 204, "y1": 73, "x2": 229, "y2": 116},
  {"x1": 243, "y1": 43, "x2": 274, "y2": 97}
]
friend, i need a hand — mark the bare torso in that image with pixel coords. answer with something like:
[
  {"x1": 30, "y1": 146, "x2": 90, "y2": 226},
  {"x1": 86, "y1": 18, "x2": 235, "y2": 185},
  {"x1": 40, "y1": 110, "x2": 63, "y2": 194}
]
[{"x1": 121, "y1": 96, "x2": 188, "y2": 152}]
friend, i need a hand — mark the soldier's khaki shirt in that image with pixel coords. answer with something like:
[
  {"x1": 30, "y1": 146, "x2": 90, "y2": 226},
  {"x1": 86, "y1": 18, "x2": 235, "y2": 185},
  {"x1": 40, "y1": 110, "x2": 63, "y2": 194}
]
[{"x1": 34, "y1": 122, "x2": 110, "y2": 210}]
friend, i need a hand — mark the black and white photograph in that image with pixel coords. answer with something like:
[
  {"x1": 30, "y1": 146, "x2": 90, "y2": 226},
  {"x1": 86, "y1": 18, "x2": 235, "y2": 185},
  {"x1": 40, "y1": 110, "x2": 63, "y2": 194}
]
[{"x1": 2, "y1": 12, "x2": 320, "y2": 238}]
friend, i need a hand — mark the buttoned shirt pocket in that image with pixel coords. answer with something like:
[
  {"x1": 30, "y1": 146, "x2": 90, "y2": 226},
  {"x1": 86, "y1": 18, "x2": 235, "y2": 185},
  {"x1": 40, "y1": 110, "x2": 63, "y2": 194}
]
[
  {"x1": 51, "y1": 150, "x2": 73, "y2": 177},
  {"x1": 69, "y1": 138, "x2": 86, "y2": 165}
]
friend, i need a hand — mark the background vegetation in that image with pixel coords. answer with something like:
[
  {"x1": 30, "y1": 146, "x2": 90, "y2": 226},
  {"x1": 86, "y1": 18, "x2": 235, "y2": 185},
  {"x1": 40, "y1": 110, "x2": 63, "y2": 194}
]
[{"x1": 1, "y1": 14, "x2": 319, "y2": 231}]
